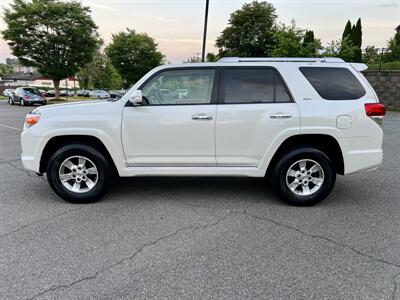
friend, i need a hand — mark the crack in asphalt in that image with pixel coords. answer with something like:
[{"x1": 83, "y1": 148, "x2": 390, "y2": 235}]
[
  {"x1": 25, "y1": 201, "x2": 400, "y2": 299},
  {"x1": 0, "y1": 207, "x2": 83, "y2": 239},
  {"x1": 241, "y1": 208, "x2": 400, "y2": 270},
  {"x1": 27, "y1": 210, "x2": 237, "y2": 300},
  {"x1": 1, "y1": 159, "x2": 46, "y2": 181}
]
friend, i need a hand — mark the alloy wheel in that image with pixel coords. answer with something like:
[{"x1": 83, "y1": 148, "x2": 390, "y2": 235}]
[
  {"x1": 285, "y1": 159, "x2": 325, "y2": 196},
  {"x1": 58, "y1": 155, "x2": 99, "y2": 193}
]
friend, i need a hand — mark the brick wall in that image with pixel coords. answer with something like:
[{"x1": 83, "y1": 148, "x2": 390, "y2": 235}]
[{"x1": 363, "y1": 71, "x2": 400, "y2": 108}]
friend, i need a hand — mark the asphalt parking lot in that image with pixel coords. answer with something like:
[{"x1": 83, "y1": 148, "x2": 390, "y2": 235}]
[{"x1": 0, "y1": 100, "x2": 399, "y2": 299}]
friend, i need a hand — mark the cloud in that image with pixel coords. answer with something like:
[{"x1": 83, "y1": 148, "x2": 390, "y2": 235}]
[
  {"x1": 141, "y1": 14, "x2": 179, "y2": 24},
  {"x1": 84, "y1": 1, "x2": 121, "y2": 12}
]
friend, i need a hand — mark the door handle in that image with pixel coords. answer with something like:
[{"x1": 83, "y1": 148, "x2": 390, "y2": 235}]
[
  {"x1": 192, "y1": 113, "x2": 213, "y2": 121},
  {"x1": 269, "y1": 113, "x2": 292, "y2": 119}
]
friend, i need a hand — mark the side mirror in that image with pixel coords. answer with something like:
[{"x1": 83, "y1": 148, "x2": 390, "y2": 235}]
[{"x1": 130, "y1": 90, "x2": 143, "y2": 106}]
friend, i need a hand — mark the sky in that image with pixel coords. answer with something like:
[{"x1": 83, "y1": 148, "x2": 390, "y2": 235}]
[{"x1": 0, "y1": 0, "x2": 399, "y2": 63}]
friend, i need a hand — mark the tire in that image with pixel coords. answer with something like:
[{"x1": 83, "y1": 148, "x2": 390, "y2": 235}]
[
  {"x1": 9, "y1": 97, "x2": 14, "y2": 105},
  {"x1": 20, "y1": 98, "x2": 25, "y2": 106},
  {"x1": 272, "y1": 147, "x2": 336, "y2": 206},
  {"x1": 46, "y1": 144, "x2": 112, "y2": 203},
  {"x1": 41, "y1": 101, "x2": 47, "y2": 106}
]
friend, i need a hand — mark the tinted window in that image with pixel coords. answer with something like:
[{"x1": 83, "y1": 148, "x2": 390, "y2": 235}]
[
  {"x1": 23, "y1": 88, "x2": 41, "y2": 95},
  {"x1": 222, "y1": 68, "x2": 291, "y2": 104},
  {"x1": 300, "y1": 67, "x2": 366, "y2": 100},
  {"x1": 275, "y1": 74, "x2": 291, "y2": 102},
  {"x1": 142, "y1": 69, "x2": 215, "y2": 105}
]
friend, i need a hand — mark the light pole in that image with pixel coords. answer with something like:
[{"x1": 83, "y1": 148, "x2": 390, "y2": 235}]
[{"x1": 201, "y1": 0, "x2": 210, "y2": 62}]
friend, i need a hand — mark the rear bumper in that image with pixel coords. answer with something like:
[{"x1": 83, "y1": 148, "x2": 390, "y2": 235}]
[
  {"x1": 341, "y1": 134, "x2": 383, "y2": 175},
  {"x1": 344, "y1": 149, "x2": 383, "y2": 174}
]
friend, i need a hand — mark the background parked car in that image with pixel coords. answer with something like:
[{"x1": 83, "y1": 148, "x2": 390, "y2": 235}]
[
  {"x1": 108, "y1": 90, "x2": 125, "y2": 98},
  {"x1": 8, "y1": 87, "x2": 46, "y2": 106},
  {"x1": 90, "y1": 90, "x2": 110, "y2": 99},
  {"x1": 77, "y1": 89, "x2": 91, "y2": 97},
  {"x1": 3, "y1": 88, "x2": 15, "y2": 97},
  {"x1": 59, "y1": 89, "x2": 74, "y2": 97},
  {"x1": 44, "y1": 90, "x2": 55, "y2": 97}
]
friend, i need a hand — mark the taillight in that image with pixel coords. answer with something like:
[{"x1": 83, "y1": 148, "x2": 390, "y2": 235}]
[
  {"x1": 365, "y1": 103, "x2": 386, "y2": 117},
  {"x1": 23, "y1": 95, "x2": 30, "y2": 100}
]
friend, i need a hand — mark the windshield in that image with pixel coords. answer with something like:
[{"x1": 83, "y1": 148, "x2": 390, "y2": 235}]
[{"x1": 23, "y1": 88, "x2": 41, "y2": 95}]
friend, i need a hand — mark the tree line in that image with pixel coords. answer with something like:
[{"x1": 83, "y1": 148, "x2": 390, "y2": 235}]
[{"x1": 2, "y1": 0, "x2": 400, "y2": 98}]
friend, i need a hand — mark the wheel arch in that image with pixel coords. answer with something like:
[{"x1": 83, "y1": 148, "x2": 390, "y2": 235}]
[
  {"x1": 39, "y1": 135, "x2": 119, "y2": 175},
  {"x1": 266, "y1": 134, "x2": 345, "y2": 176}
]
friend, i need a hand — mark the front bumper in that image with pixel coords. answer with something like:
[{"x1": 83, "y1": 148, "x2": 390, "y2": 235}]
[{"x1": 21, "y1": 130, "x2": 48, "y2": 173}]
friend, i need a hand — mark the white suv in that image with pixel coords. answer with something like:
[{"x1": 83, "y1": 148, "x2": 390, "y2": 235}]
[{"x1": 21, "y1": 57, "x2": 386, "y2": 206}]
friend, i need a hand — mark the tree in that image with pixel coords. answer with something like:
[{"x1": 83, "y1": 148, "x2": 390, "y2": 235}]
[
  {"x1": 363, "y1": 46, "x2": 380, "y2": 64},
  {"x1": 302, "y1": 30, "x2": 321, "y2": 56},
  {"x1": 384, "y1": 28, "x2": 400, "y2": 62},
  {"x1": 184, "y1": 54, "x2": 201, "y2": 63},
  {"x1": 106, "y1": 29, "x2": 164, "y2": 88},
  {"x1": 2, "y1": 0, "x2": 99, "y2": 99},
  {"x1": 216, "y1": 1, "x2": 277, "y2": 57},
  {"x1": 342, "y1": 20, "x2": 352, "y2": 41},
  {"x1": 322, "y1": 38, "x2": 358, "y2": 62},
  {"x1": 270, "y1": 22, "x2": 321, "y2": 57},
  {"x1": 77, "y1": 52, "x2": 123, "y2": 90},
  {"x1": 206, "y1": 52, "x2": 219, "y2": 62},
  {"x1": 270, "y1": 22, "x2": 304, "y2": 57},
  {"x1": 340, "y1": 19, "x2": 362, "y2": 62},
  {"x1": 0, "y1": 63, "x2": 13, "y2": 77},
  {"x1": 351, "y1": 18, "x2": 362, "y2": 62}
]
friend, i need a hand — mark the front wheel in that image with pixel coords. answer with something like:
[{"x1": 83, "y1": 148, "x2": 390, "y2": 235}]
[
  {"x1": 8, "y1": 97, "x2": 14, "y2": 105},
  {"x1": 272, "y1": 147, "x2": 336, "y2": 206},
  {"x1": 46, "y1": 144, "x2": 112, "y2": 203},
  {"x1": 20, "y1": 98, "x2": 25, "y2": 106}
]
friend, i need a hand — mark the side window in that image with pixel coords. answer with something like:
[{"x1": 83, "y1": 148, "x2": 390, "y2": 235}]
[
  {"x1": 299, "y1": 67, "x2": 366, "y2": 100},
  {"x1": 142, "y1": 69, "x2": 215, "y2": 105},
  {"x1": 221, "y1": 68, "x2": 291, "y2": 104},
  {"x1": 275, "y1": 74, "x2": 291, "y2": 102}
]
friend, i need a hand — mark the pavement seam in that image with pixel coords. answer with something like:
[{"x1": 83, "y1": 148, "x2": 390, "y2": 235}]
[
  {"x1": 0, "y1": 207, "x2": 83, "y2": 239},
  {"x1": 26, "y1": 210, "x2": 237, "y2": 300}
]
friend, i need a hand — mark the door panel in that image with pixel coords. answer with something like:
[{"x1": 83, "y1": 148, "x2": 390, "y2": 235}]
[
  {"x1": 122, "y1": 105, "x2": 216, "y2": 166},
  {"x1": 216, "y1": 103, "x2": 300, "y2": 166},
  {"x1": 216, "y1": 67, "x2": 300, "y2": 167},
  {"x1": 121, "y1": 67, "x2": 218, "y2": 167}
]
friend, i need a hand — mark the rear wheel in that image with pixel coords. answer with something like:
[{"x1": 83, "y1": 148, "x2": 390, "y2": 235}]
[
  {"x1": 46, "y1": 144, "x2": 112, "y2": 203},
  {"x1": 20, "y1": 98, "x2": 25, "y2": 106},
  {"x1": 272, "y1": 147, "x2": 336, "y2": 206}
]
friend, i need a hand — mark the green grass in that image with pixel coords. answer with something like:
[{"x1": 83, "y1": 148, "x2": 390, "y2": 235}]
[
  {"x1": 368, "y1": 61, "x2": 400, "y2": 71},
  {"x1": 387, "y1": 106, "x2": 400, "y2": 112},
  {"x1": 0, "y1": 96, "x2": 8, "y2": 100}
]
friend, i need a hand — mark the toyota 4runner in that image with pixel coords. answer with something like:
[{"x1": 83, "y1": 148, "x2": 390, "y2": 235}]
[{"x1": 21, "y1": 57, "x2": 386, "y2": 206}]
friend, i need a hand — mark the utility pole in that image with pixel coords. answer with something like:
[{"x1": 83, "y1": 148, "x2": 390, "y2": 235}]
[{"x1": 201, "y1": 0, "x2": 210, "y2": 63}]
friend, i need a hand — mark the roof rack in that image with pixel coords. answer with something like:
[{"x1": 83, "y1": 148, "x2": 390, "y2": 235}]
[{"x1": 217, "y1": 57, "x2": 345, "y2": 63}]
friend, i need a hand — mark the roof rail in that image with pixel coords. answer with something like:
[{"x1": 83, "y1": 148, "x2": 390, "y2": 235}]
[{"x1": 217, "y1": 57, "x2": 345, "y2": 63}]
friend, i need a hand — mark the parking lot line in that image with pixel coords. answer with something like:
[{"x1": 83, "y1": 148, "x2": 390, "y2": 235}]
[{"x1": 0, "y1": 124, "x2": 21, "y2": 131}]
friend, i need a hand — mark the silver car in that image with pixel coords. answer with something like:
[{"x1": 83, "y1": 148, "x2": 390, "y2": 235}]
[{"x1": 90, "y1": 90, "x2": 110, "y2": 99}]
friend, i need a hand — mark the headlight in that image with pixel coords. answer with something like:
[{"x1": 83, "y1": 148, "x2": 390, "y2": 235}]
[{"x1": 24, "y1": 111, "x2": 41, "y2": 129}]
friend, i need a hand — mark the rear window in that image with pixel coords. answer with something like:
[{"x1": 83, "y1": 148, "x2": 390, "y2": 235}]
[{"x1": 299, "y1": 67, "x2": 366, "y2": 100}]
